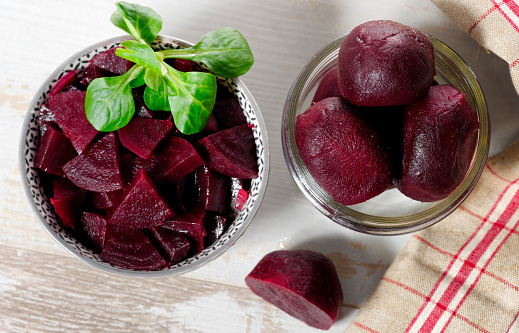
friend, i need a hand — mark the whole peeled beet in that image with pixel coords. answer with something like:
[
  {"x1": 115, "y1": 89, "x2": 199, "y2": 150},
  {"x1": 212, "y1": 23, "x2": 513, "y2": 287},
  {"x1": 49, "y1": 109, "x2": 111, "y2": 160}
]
[
  {"x1": 338, "y1": 20, "x2": 435, "y2": 107},
  {"x1": 295, "y1": 97, "x2": 393, "y2": 205},
  {"x1": 245, "y1": 250, "x2": 343, "y2": 330},
  {"x1": 397, "y1": 84, "x2": 479, "y2": 202}
]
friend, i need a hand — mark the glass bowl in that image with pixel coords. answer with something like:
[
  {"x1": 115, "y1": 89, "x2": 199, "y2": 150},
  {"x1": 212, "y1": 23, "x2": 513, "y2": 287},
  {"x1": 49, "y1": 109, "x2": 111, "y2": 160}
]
[
  {"x1": 20, "y1": 35, "x2": 269, "y2": 276},
  {"x1": 282, "y1": 34, "x2": 489, "y2": 235}
]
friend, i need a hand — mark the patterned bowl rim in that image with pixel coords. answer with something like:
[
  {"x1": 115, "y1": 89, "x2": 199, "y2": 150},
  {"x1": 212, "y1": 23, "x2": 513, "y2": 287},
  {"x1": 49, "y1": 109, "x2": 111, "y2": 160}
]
[{"x1": 19, "y1": 35, "x2": 270, "y2": 277}]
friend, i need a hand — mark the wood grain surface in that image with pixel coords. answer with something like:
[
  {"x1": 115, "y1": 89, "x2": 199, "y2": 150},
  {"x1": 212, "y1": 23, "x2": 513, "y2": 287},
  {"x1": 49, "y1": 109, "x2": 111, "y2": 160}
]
[{"x1": 2, "y1": 0, "x2": 519, "y2": 332}]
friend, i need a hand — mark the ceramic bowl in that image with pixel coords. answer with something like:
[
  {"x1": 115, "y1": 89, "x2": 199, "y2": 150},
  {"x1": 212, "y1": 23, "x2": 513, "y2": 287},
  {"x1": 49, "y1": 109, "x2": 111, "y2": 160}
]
[
  {"x1": 282, "y1": 34, "x2": 489, "y2": 235},
  {"x1": 20, "y1": 35, "x2": 269, "y2": 276}
]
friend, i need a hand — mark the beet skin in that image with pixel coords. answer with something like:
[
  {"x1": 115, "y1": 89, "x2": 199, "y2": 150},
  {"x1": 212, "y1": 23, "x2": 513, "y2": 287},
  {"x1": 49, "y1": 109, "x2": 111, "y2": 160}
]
[{"x1": 338, "y1": 20, "x2": 435, "y2": 107}]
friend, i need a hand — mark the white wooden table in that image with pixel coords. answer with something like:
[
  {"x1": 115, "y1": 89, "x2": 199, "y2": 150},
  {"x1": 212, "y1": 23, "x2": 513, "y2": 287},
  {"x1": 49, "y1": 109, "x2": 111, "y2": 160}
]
[{"x1": 1, "y1": 0, "x2": 518, "y2": 331}]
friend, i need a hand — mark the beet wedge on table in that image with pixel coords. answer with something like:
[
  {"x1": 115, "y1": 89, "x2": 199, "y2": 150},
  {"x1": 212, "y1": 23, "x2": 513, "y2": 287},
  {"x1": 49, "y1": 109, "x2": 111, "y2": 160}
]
[{"x1": 245, "y1": 250, "x2": 343, "y2": 330}]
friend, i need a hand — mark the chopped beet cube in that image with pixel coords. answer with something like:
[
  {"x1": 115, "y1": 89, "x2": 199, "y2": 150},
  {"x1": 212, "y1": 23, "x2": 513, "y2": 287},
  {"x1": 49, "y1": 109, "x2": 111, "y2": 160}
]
[
  {"x1": 146, "y1": 226, "x2": 190, "y2": 265},
  {"x1": 34, "y1": 126, "x2": 77, "y2": 176},
  {"x1": 120, "y1": 154, "x2": 156, "y2": 185},
  {"x1": 92, "y1": 190, "x2": 124, "y2": 210},
  {"x1": 118, "y1": 118, "x2": 173, "y2": 159},
  {"x1": 50, "y1": 70, "x2": 77, "y2": 97},
  {"x1": 80, "y1": 211, "x2": 108, "y2": 252},
  {"x1": 91, "y1": 47, "x2": 133, "y2": 75},
  {"x1": 38, "y1": 104, "x2": 57, "y2": 137},
  {"x1": 203, "y1": 114, "x2": 219, "y2": 133},
  {"x1": 163, "y1": 205, "x2": 206, "y2": 254},
  {"x1": 153, "y1": 136, "x2": 204, "y2": 184},
  {"x1": 109, "y1": 169, "x2": 173, "y2": 229},
  {"x1": 80, "y1": 63, "x2": 108, "y2": 87},
  {"x1": 49, "y1": 90, "x2": 98, "y2": 154},
  {"x1": 176, "y1": 171, "x2": 199, "y2": 212},
  {"x1": 234, "y1": 189, "x2": 249, "y2": 211},
  {"x1": 212, "y1": 98, "x2": 247, "y2": 129},
  {"x1": 196, "y1": 165, "x2": 230, "y2": 213},
  {"x1": 205, "y1": 212, "x2": 227, "y2": 246},
  {"x1": 62, "y1": 133, "x2": 125, "y2": 192},
  {"x1": 100, "y1": 229, "x2": 166, "y2": 270},
  {"x1": 50, "y1": 177, "x2": 86, "y2": 231},
  {"x1": 174, "y1": 58, "x2": 194, "y2": 72},
  {"x1": 197, "y1": 124, "x2": 258, "y2": 179}
]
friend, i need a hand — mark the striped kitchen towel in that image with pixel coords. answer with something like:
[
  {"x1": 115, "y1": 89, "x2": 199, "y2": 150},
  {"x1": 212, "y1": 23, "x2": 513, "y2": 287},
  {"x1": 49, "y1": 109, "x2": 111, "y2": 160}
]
[
  {"x1": 344, "y1": 2, "x2": 519, "y2": 332},
  {"x1": 435, "y1": 0, "x2": 519, "y2": 94},
  {"x1": 345, "y1": 135, "x2": 519, "y2": 332}
]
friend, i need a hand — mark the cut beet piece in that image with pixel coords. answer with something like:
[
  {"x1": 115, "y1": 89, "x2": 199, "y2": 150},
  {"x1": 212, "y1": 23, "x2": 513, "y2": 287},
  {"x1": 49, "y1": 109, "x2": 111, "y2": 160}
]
[
  {"x1": 397, "y1": 84, "x2": 480, "y2": 201},
  {"x1": 109, "y1": 169, "x2": 173, "y2": 229},
  {"x1": 118, "y1": 118, "x2": 173, "y2": 159},
  {"x1": 92, "y1": 190, "x2": 124, "y2": 210},
  {"x1": 162, "y1": 205, "x2": 207, "y2": 254},
  {"x1": 80, "y1": 211, "x2": 108, "y2": 252},
  {"x1": 38, "y1": 104, "x2": 57, "y2": 138},
  {"x1": 230, "y1": 178, "x2": 248, "y2": 217},
  {"x1": 62, "y1": 133, "x2": 125, "y2": 192},
  {"x1": 100, "y1": 229, "x2": 166, "y2": 270},
  {"x1": 49, "y1": 90, "x2": 98, "y2": 154},
  {"x1": 212, "y1": 98, "x2": 247, "y2": 130},
  {"x1": 295, "y1": 97, "x2": 393, "y2": 205},
  {"x1": 91, "y1": 47, "x2": 133, "y2": 75},
  {"x1": 174, "y1": 58, "x2": 194, "y2": 72},
  {"x1": 152, "y1": 136, "x2": 205, "y2": 184},
  {"x1": 120, "y1": 153, "x2": 157, "y2": 185},
  {"x1": 50, "y1": 70, "x2": 77, "y2": 97},
  {"x1": 34, "y1": 126, "x2": 77, "y2": 176},
  {"x1": 176, "y1": 171, "x2": 199, "y2": 212},
  {"x1": 50, "y1": 177, "x2": 86, "y2": 231},
  {"x1": 245, "y1": 250, "x2": 343, "y2": 330},
  {"x1": 205, "y1": 212, "x2": 228, "y2": 246},
  {"x1": 196, "y1": 165, "x2": 230, "y2": 213},
  {"x1": 146, "y1": 226, "x2": 190, "y2": 265},
  {"x1": 80, "y1": 63, "x2": 109, "y2": 88},
  {"x1": 312, "y1": 68, "x2": 342, "y2": 103},
  {"x1": 203, "y1": 114, "x2": 219, "y2": 133},
  {"x1": 196, "y1": 124, "x2": 258, "y2": 179}
]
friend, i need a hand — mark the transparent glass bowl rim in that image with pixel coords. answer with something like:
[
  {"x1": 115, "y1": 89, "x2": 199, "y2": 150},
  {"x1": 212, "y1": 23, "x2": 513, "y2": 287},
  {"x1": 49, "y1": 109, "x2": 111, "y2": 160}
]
[{"x1": 282, "y1": 33, "x2": 490, "y2": 235}]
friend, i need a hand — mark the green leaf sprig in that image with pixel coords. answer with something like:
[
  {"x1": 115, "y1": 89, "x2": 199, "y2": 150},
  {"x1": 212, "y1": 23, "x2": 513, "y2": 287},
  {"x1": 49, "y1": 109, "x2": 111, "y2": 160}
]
[{"x1": 85, "y1": 1, "x2": 254, "y2": 134}]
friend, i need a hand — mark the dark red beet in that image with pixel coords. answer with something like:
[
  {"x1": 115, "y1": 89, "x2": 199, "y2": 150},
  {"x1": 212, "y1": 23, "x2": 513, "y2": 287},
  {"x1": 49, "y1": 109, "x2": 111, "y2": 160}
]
[
  {"x1": 174, "y1": 58, "x2": 194, "y2": 72},
  {"x1": 100, "y1": 229, "x2": 166, "y2": 270},
  {"x1": 312, "y1": 68, "x2": 342, "y2": 103},
  {"x1": 205, "y1": 212, "x2": 227, "y2": 246},
  {"x1": 176, "y1": 171, "x2": 199, "y2": 212},
  {"x1": 50, "y1": 177, "x2": 86, "y2": 231},
  {"x1": 49, "y1": 90, "x2": 98, "y2": 154},
  {"x1": 230, "y1": 178, "x2": 248, "y2": 217},
  {"x1": 245, "y1": 250, "x2": 343, "y2": 330},
  {"x1": 50, "y1": 70, "x2": 77, "y2": 97},
  {"x1": 91, "y1": 47, "x2": 133, "y2": 75},
  {"x1": 338, "y1": 20, "x2": 435, "y2": 106},
  {"x1": 203, "y1": 114, "x2": 219, "y2": 133},
  {"x1": 80, "y1": 211, "x2": 108, "y2": 252},
  {"x1": 295, "y1": 97, "x2": 393, "y2": 205},
  {"x1": 62, "y1": 133, "x2": 125, "y2": 192},
  {"x1": 197, "y1": 124, "x2": 258, "y2": 179},
  {"x1": 146, "y1": 226, "x2": 190, "y2": 265},
  {"x1": 118, "y1": 118, "x2": 173, "y2": 159},
  {"x1": 212, "y1": 98, "x2": 247, "y2": 129},
  {"x1": 162, "y1": 205, "x2": 207, "y2": 254},
  {"x1": 132, "y1": 89, "x2": 156, "y2": 119},
  {"x1": 153, "y1": 136, "x2": 205, "y2": 184},
  {"x1": 34, "y1": 126, "x2": 77, "y2": 176},
  {"x1": 38, "y1": 104, "x2": 57, "y2": 137},
  {"x1": 196, "y1": 165, "x2": 230, "y2": 213},
  {"x1": 92, "y1": 190, "x2": 124, "y2": 210},
  {"x1": 80, "y1": 63, "x2": 109, "y2": 88},
  {"x1": 397, "y1": 84, "x2": 479, "y2": 202},
  {"x1": 109, "y1": 169, "x2": 173, "y2": 229},
  {"x1": 120, "y1": 153, "x2": 157, "y2": 185}
]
